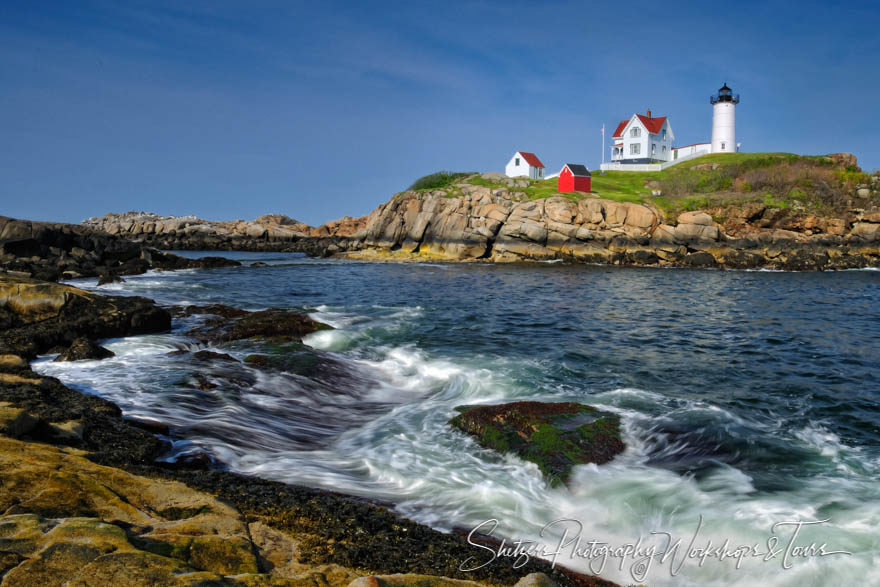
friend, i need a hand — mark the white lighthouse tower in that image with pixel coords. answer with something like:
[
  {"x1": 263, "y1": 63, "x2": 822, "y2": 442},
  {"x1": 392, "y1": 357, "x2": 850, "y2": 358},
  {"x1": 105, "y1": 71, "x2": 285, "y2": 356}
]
[{"x1": 710, "y1": 83, "x2": 739, "y2": 153}]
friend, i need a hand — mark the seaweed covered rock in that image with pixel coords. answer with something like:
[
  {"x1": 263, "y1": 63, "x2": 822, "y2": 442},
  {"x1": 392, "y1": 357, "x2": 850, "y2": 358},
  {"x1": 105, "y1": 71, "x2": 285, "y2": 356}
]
[
  {"x1": 0, "y1": 370, "x2": 166, "y2": 465},
  {"x1": 450, "y1": 401, "x2": 625, "y2": 485},
  {"x1": 188, "y1": 308, "x2": 330, "y2": 344}
]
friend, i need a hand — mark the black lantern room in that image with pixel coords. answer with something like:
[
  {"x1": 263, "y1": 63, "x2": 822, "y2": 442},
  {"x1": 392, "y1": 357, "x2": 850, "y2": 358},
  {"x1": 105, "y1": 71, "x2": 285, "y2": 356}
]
[{"x1": 710, "y1": 83, "x2": 740, "y2": 104}]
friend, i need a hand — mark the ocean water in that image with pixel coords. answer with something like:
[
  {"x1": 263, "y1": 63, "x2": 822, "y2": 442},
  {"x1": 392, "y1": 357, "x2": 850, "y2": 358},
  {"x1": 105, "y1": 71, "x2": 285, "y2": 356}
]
[{"x1": 34, "y1": 252, "x2": 880, "y2": 586}]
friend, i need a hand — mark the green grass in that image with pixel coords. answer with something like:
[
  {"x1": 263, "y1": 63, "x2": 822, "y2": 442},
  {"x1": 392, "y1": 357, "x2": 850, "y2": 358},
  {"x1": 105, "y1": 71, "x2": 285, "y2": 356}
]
[
  {"x1": 468, "y1": 173, "x2": 660, "y2": 203},
  {"x1": 449, "y1": 152, "x2": 874, "y2": 216},
  {"x1": 408, "y1": 171, "x2": 475, "y2": 191}
]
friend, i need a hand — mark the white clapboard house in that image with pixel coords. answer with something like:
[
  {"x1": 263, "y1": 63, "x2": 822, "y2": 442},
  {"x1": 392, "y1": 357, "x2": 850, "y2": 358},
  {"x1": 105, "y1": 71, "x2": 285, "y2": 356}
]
[{"x1": 505, "y1": 151, "x2": 545, "y2": 179}]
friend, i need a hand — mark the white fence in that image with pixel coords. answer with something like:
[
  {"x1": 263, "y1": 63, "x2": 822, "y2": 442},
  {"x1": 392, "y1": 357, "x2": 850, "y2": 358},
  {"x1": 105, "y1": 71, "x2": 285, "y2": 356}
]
[{"x1": 600, "y1": 150, "x2": 710, "y2": 172}]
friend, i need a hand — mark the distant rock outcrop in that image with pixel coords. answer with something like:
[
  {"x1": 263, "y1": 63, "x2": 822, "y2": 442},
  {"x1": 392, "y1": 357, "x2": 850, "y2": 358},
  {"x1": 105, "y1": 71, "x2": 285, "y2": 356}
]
[
  {"x1": 81, "y1": 211, "x2": 367, "y2": 251},
  {"x1": 0, "y1": 216, "x2": 239, "y2": 282}
]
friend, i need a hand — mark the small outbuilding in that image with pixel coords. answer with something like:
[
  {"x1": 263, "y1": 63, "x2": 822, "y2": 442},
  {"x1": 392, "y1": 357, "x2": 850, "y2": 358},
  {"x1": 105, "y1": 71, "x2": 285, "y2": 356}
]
[
  {"x1": 557, "y1": 164, "x2": 591, "y2": 193},
  {"x1": 505, "y1": 151, "x2": 545, "y2": 179}
]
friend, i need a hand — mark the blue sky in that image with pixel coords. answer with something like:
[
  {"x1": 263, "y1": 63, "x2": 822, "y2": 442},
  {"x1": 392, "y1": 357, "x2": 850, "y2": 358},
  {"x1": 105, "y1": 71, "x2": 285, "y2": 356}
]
[{"x1": 2, "y1": 0, "x2": 878, "y2": 225}]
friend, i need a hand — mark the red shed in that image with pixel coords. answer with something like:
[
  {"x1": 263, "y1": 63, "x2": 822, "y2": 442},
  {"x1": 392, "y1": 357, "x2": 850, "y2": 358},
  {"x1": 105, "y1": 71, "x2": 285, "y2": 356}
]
[{"x1": 557, "y1": 164, "x2": 591, "y2": 193}]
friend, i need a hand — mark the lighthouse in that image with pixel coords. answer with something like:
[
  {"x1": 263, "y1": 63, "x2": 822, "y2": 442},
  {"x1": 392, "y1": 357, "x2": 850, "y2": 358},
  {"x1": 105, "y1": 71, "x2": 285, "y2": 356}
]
[{"x1": 710, "y1": 83, "x2": 739, "y2": 153}]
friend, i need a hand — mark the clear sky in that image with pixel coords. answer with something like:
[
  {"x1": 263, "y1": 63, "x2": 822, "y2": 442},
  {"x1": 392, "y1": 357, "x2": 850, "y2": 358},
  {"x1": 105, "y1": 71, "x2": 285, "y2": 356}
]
[{"x1": 2, "y1": 0, "x2": 878, "y2": 226}]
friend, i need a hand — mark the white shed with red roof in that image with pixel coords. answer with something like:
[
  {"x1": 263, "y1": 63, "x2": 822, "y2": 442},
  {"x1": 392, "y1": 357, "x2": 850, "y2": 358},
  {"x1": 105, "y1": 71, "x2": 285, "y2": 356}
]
[{"x1": 505, "y1": 151, "x2": 545, "y2": 179}]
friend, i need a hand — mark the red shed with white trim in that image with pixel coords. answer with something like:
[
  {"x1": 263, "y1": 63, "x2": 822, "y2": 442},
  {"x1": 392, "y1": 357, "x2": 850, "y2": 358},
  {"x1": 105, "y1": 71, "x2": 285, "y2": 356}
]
[{"x1": 557, "y1": 164, "x2": 591, "y2": 193}]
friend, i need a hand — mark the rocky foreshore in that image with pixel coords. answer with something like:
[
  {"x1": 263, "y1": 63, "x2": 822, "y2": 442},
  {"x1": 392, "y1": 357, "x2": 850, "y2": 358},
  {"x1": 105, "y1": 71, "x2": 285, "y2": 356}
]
[
  {"x1": 0, "y1": 273, "x2": 616, "y2": 586},
  {"x1": 81, "y1": 211, "x2": 367, "y2": 253},
  {"x1": 0, "y1": 216, "x2": 240, "y2": 282}
]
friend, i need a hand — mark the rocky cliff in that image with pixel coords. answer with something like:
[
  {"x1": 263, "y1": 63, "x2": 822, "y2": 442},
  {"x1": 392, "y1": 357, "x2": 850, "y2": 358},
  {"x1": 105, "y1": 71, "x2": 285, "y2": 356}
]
[{"x1": 341, "y1": 182, "x2": 880, "y2": 270}]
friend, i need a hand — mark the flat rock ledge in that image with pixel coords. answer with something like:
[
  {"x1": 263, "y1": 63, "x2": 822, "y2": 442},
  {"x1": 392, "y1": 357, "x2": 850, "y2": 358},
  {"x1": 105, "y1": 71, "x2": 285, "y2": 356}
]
[{"x1": 450, "y1": 402, "x2": 625, "y2": 486}]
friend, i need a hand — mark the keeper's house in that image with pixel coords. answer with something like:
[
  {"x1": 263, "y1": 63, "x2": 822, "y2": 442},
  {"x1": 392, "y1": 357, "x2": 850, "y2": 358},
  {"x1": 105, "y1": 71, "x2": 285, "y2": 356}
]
[
  {"x1": 609, "y1": 110, "x2": 674, "y2": 164},
  {"x1": 505, "y1": 151, "x2": 545, "y2": 179},
  {"x1": 557, "y1": 164, "x2": 591, "y2": 193}
]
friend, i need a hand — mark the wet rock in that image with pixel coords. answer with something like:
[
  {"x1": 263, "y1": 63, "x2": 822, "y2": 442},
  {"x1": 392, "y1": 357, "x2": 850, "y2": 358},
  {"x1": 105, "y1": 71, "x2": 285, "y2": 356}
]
[
  {"x1": 720, "y1": 249, "x2": 764, "y2": 269},
  {"x1": 96, "y1": 273, "x2": 124, "y2": 286},
  {"x1": 123, "y1": 416, "x2": 170, "y2": 436},
  {"x1": 53, "y1": 337, "x2": 115, "y2": 362},
  {"x1": 192, "y1": 350, "x2": 239, "y2": 363},
  {"x1": 450, "y1": 401, "x2": 625, "y2": 485},
  {"x1": 0, "y1": 370, "x2": 165, "y2": 466},
  {"x1": 681, "y1": 251, "x2": 718, "y2": 267},
  {"x1": 190, "y1": 308, "x2": 330, "y2": 344},
  {"x1": 0, "y1": 274, "x2": 170, "y2": 360},
  {"x1": 160, "y1": 451, "x2": 215, "y2": 471},
  {"x1": 242, "y1": 347, "x2": 324, "y2": 376},
  {"x1": 172, "y1": 304, "x2": 250, "y2": 319}
]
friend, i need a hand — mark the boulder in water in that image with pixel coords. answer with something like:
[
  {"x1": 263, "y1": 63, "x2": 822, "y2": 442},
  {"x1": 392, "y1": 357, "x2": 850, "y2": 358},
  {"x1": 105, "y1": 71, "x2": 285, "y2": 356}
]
[
  {"x1": 189, "y1": 308, "x2": 331, "y2": 344},
  {"x1": 53, "y1": 337, "x2": 115, "y2": 362},
  {"x1": 450, "y1": 401, "x2": 624, "y2": 485}
]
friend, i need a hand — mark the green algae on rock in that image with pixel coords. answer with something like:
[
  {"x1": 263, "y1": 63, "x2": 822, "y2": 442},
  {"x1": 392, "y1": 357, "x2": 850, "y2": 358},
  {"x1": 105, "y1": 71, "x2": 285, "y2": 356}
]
[{"x1": 450, "y1": 401, "x2": 625, "y2": 485}]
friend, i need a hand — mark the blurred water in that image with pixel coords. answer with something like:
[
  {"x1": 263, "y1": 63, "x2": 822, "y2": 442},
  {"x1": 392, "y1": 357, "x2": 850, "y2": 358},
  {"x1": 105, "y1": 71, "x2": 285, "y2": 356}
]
[{"x1": 34, "y1": 253, "x2": 880, "y2": 586}]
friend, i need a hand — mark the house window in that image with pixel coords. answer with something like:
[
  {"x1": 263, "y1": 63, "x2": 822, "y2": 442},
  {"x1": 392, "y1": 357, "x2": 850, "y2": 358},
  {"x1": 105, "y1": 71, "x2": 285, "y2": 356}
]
[
  {"x1": 630, "y1": 143, "x2": 640, "y2": 155},
  {"x1": 631, "y1": 127, "x2": 641, "y2": 138},
  {"x1": 662, "y1": 146, "x2": 667, "y2": 153},
  {"x1": 539, "y1": 168, "x2": 543, "y2": 177},
  {"x1": 662, "y1": 129, "x2": 667, "y2": 140},
  {"x1": 720, "y1": 142, "x2": 726, "y2": 151},
  {"x1": 515, "y1": 157, "x2": 520, "y2": 165},
  {"x1": 652, "y1": 143, "x2": 656, "y2": 155}
]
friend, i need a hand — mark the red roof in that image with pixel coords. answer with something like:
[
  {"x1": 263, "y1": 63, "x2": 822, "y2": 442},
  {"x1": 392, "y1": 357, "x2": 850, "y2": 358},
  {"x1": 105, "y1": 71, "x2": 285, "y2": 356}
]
[
  {"x1": 518, "y1": 151, "x2": 544, "y2": 168},
  {"x1": 636, "y1": 114, "x2": 667, "y2": 134},
  {"x1": 611, "y1": 115, "x2": 667, "y2": 137}
]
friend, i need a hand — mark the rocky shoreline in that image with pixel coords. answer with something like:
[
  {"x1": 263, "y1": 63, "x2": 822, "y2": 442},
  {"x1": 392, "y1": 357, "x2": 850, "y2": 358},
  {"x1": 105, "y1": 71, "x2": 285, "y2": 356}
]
[
  {"x1": 0, "y1": 216, "x2": 240, "y2": 283},
  {"x1": 0, "y1": 273, "x2": 616, "y2": 586},
  {"x1": 334, "y1": 186, "x2": 880, "y2": 270},
  {"x1": 71, "y1": 166, "x2": 880, "y2": 270}
]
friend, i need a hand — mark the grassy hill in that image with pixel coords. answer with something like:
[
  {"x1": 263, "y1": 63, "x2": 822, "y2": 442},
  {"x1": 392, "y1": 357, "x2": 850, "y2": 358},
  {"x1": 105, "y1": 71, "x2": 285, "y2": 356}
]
[{"x1": 453, "y1": 153, "x2": 878, "y2": 216}]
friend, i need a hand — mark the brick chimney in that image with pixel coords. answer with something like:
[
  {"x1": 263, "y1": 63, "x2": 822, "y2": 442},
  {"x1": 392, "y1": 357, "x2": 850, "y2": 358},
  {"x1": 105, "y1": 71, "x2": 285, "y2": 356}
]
[{"x1": 646, "y1": 109, "x2": 652, "y2": 118}]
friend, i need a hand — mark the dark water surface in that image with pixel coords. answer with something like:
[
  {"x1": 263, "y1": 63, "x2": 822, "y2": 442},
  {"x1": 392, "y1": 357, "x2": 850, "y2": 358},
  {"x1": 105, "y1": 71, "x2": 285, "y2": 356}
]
[{"x1": 36, "y1": 253, "x2": 880, "y2": 586}]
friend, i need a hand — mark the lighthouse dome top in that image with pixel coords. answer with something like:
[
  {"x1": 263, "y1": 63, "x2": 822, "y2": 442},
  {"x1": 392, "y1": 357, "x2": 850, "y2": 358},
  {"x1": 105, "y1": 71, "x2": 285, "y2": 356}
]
[{"x1": 710, "y1": 82, "x2": 739, "y2": 105}]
